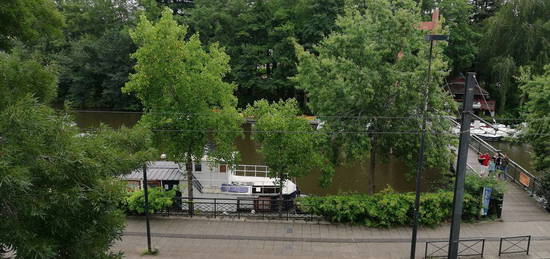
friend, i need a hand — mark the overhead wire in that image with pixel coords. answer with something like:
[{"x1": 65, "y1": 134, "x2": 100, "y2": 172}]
[{"x1": 64, "y1": 109, "x2": 549, "y2": 121}]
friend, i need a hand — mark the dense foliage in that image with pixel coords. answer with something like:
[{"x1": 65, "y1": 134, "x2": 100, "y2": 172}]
[
  {"x1": 244, "y1": 99, "x2": 329, "y2": 197},
  {"x1": 0, "y1": 102, "x2": 154, "y2": 257},
  {"x1": 299, "y1": 174, "x2": 505, "y2": 227},
  {"x1": 477, "y1": 0, "x2": 549, "y2": 114},
  {"x1": 518, "y1": 65, "x2": 550, "y2": 207},
  {"x1": 55, "y1": 0, "x2": 141, "y2": 110},
  {"x1": 0, "y1": 47, "x2": 155, "y2": 258},
  {"x1": 0, "y1": 0, "x2": 63, "y2": 50},
  {"x1": 0, "y1": 49, "x2": 57, "y2": 110},
  {"x1": 419, "y1": 0, "x2": 481, "y2": 74},
  {"x1": 184, "y1": 0, "x2": 345, "y2": 108},
  {"x1": 299, "y1": 190, "x2": 479, "y2": 227},
  {"x1": 519, "y1": 66, "x2": 550, "y2": 172},
  {"x1": 123, "y1": 9, "x2": 243, "y2": 201},
  {"x1": 125, "y1": 187, "x2": 175, "y2": 214},
  {"x1": 294, "y1": 0, "x2": 457, "y2": 192}
]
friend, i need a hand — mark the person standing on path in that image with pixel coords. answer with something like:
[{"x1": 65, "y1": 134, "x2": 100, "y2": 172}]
[
  {"x1": 489, "y1": 154, "x2": 497, "y2": 176},
  {"x1": 481, "y1": 153, "x2": 491, "y2": 176},
  {"x1": 500, "y1": 154, "x2": 509, "y2": 179}
]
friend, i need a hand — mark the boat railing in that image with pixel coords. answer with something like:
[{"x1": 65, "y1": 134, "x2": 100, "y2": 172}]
[{"x1": 233, "y1": 164, "x2": 270, "y2": 177}]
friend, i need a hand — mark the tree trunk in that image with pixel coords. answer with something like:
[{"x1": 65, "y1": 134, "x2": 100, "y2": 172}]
[
  {"x1": 278, "y1": 172, "x2": 283, "y2": 218},
  {"x1": 369, "y1": 137, "x2": 377, "y2": 194},
  {"x1": 186, "y1": 154, "x2": 194, "y2": 216}
]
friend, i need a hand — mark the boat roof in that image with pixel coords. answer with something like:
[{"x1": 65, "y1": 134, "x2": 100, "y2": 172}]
[{"x1": 122, "y1": 161, "x2": 185, "y2": 181}]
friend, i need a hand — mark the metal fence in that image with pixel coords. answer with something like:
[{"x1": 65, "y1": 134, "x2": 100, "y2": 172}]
[
  {"x1": 425, "y1": 238, "x2": 485, "y2": 258},
  {"x1": 468, "y1": 134, "x2": 546, "y2": 199},
  {"x1": 498, "y1": 235, "x2": 531, "y2": 256},
  {"x1": 154, "y1": 197, "x2": 322, "y2": 221}
]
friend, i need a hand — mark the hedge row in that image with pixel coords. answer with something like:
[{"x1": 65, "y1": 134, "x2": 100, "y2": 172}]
[
  {"x1": 298, "y1": 190, "x2": 481, "y2": 227},
  {"x1": 298, "y1": 172, "x2": 508, "y2": 227}
]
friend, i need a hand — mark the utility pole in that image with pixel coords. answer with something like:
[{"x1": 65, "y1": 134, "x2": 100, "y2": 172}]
[
  {"x1": 448, "y1": 72, "x2": 475, "y2": 258},
  {"x1": 410, "y1": 34, "x2": 448, "y2": 259},
  {"x1": 142, "y1": 164, "x2": 152, "y2": 253}
]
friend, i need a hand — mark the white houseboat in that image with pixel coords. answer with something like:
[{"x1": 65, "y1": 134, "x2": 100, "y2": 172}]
[{"x1": 122, "y1": 158, "x2": 298, "y2": 200}]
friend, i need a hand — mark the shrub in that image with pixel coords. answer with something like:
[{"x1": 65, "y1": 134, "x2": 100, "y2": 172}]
[
  {"x1": 126, "y1": 187, "x2": 175, "y2": 214},
  {"x1": 298, "y1": 188, "x2": 482, "y2": 228}
]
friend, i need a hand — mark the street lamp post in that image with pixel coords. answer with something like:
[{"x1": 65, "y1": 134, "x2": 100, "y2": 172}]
[{"x1": 410, "y1": 34, "x2": 448, "y2": 259}]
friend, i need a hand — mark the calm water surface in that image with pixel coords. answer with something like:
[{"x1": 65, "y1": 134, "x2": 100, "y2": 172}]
[{"x1": 72, "y1": 111, "x2": 534, "y2": 195}]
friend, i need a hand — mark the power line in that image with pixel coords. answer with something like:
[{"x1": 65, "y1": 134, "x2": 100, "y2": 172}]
[
  {"x1": 77, "y1": 127, "x2": 550, "y2": 137},
  {"x1": 64, "y1": 109, "x2": 549, "y2": 121}
]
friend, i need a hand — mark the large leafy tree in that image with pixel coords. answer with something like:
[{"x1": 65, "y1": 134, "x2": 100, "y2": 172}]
[
  {"x1": 185, "y1": 0, "x2": 345, "y2": 109},
  {"x1": 478, "y1": 0, "x2": 550, "y2": 114},
  {"x1": 294, "y1": 0, "x2": 456, "y2": 193},
  {"x1": 244, "y1": 99, "x2": 328, "y2": 207},
  {"x1": 55, "y1": 0, "x2": 141, "y2": 110},
  {"x1": 0, "y1": 50, "x2": 154, "y2": 258},
  {"x1": 0, "y1": 0, "x2": 64, "y2": 50},
  {"x1": 0, "y1": 49, "x2": 57, "y2": 110},
  {"x1": 123, "y1": 9, "x2": 242, "y2": 206},
  {"x1": 419, "y1": 0, "x2": 481, "y2": 75},
  {"x1": 519, "y1": 65, "x2": 550, "y2": 173},
  {"x1": 518, "y1": 65, "x2": 550, "y2": 208}
]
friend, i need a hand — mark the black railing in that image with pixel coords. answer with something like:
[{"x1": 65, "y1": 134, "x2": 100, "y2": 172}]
[
  {"x1": 468, "y1": 133, "x2": 545, "y2": 198},
  {"x1": 425, "y1": 238, "x2": 485, "y2": 258},
  {"x1": 449, "y1": 118, "x2": 546, "y2": 207},
  {"x1": 498, "y1": 235, "x2": 531, "y2": 256},
  {"x1": 156, "y1": 197, "x2": 321, "y2": 221}
]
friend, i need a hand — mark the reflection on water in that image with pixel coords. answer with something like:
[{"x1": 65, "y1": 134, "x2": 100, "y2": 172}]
[{"x1": 71, "y1": 111, "x2": 532, "y2": 195}]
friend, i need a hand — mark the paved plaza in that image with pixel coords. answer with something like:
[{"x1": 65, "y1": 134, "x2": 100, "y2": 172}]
[{"x1": 113, "y1": 184, "x2": 550, "y2": 258}]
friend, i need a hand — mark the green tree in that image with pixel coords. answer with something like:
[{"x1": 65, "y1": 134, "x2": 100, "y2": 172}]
[
  {"x1": 244, "y1": 99, "x2": 328, "y2": 211},
  {"x1": 123, "y1": 9, "x2": 243, "y2": 209},
  {"x1": 418, "y1": 0, "x2": 481, "y2": 74},
  {"x1": 0, "y1": 49, "x2": 57, "y2": 110},
  {"x1": 0, "y1": 102, "x2": 154, "y2": 258},
  {"x1": 55, "y1": 0, "x2": 141, "y2": 110},
  {"x1": 0, "y1": 0, "x2": 64, "y2": 50},
  {"x1": 518, "y1": 65, "x2": 550, "y2": 209},
  {"x1": 58, "y1": 28, "x2": 140, "y2": 110},
  {"x1": 478, "y1": 0, "x2": 550, "y2": 114},
  {"x1": 294, "y1": 0, "x2": 456, "y2": 193},
  {"x1": 519, "y1": 65, "x2": 550, "y2": 172},
  {"x1": 185, "y1": 0, "x2": 345, "y2": 109},
  {"x1": 0, "y1": 49, "x2": 155, "y2": 257}
]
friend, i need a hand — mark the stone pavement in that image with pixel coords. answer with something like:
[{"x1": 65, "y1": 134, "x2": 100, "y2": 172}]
[
  {"x1": 114, "y1": 183, "x2": 550, "y2": 258},
  {"x1": 114, "y1": 216, "x2": 550, "y2": 258}
]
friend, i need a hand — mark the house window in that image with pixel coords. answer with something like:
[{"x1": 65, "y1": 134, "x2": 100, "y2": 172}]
[
  {"x1": 219, "y1": 164, "x2": 227, "y2": 173},
  {"x1": 194, "y1": 163, "x2": 202, "y2": 172}
]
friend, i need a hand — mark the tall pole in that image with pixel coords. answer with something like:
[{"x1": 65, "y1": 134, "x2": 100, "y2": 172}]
[
  {"x1": 410, "y1": 34, "x2": 445, "y2": 259},
  {"x1": 448, "y1": 72, "x2": 475, "y2": 258},
  {"x1": 142, "y1": 164, "x2": 152, "y2": 253}
]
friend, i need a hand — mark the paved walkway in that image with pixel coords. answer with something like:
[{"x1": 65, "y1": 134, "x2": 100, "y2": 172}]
[
  {"x1": 114, "y1": 174, "x2": 550, "y2": 258},
  {"x1": 114, "y1": 217, "x2": 550, "y2": 258}
]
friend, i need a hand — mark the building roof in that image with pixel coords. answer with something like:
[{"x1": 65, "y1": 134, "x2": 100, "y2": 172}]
[
  {"x1": 122, "y1": 161, "x2": 185, "y2": 181},
  {"x1": 445, "y1": 78, "x2": 490, "y2": 97}
]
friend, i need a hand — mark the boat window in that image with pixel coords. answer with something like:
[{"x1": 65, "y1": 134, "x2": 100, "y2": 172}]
[{"x1": 195, "y1": 163, "x2": 202, "y2": 172}]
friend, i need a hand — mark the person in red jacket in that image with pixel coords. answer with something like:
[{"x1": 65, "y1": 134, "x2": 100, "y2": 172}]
[{"x1": 481, "y1": 153, "x2": 491, "y2": 175}]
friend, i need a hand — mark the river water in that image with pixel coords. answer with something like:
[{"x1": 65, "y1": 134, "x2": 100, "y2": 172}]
[{"x1": 72, "y1": 111, "x2": 534, "y2": 195}]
